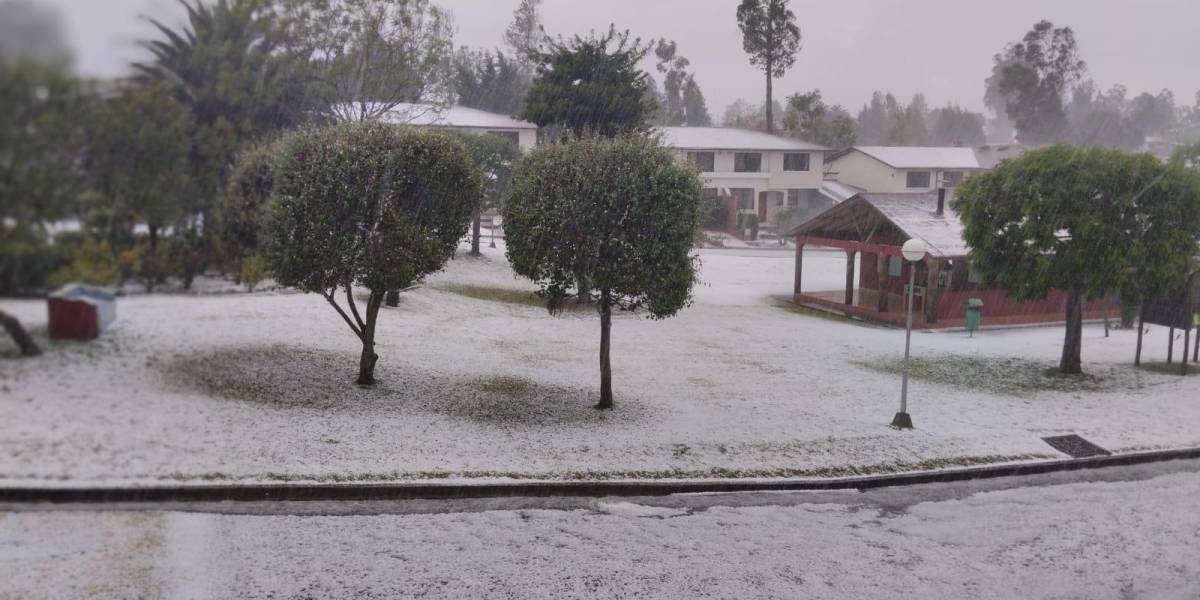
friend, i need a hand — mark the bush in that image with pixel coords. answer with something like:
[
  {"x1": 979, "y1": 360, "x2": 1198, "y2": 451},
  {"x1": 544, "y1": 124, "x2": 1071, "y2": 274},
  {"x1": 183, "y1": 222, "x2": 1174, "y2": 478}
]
[
  {"x1": 223, "y1": 138, "x2": 286, "y2": 271},
  {"x1": 737, "y1": 212, "x2": 759, "y2": 239},
  {"x1": 240, "y1": 254, "x2": 268, "y2": 292},
  {"x1": 48, "y1": 238, "x2": 120, "y2": 289},
  {"x1": 699, "y1": 202, "x2": 727, "y2": 230},
  {"x1": 0, "y1": 236, "x2": 71, "y2": 295}
]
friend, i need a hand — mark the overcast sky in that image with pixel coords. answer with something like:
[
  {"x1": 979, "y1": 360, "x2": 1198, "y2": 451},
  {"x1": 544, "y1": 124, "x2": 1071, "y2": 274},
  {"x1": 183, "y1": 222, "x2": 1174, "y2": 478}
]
[{"x1": 39, "y1": 0, "x2": 1200, "y2": 118}]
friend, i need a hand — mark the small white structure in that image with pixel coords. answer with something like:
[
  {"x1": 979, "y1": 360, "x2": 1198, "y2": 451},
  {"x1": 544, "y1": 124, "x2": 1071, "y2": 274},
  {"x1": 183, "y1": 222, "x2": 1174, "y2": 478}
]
[
  {"x1": 378, "y1": 103, "x2": 538, "y2": 151},
  {"x1": 658, "y1": 126, "x2": 829, "y2": 230},
  {"x1": 825, "y1": 146, "x2": 983, "y2": 194}
]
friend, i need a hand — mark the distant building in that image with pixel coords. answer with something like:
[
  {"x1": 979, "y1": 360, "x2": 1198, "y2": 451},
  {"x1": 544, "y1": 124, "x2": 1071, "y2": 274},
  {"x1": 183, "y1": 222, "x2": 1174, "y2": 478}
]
[
  {"x1": 824, "y1": 146, "x2": 984, "y2": 194},
  {"x1": 378, "y1": 103, "x2": 538, "y2": 151},
  {"x1": 658, "y1": 126, "x2": 830, "y2": 236},
  {"x1": 787, "y1": 191, "x2": 1111, "y2": 329}
]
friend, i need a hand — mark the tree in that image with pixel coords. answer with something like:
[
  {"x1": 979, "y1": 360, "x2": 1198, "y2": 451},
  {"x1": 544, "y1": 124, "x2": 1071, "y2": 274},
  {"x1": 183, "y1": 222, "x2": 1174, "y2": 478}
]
[
  {"x1": 782, "y1": 90, "x2": 856, "y2": 148},
  {"x1": 0, "y1": 0, "x2": 70, "y2": 63},
  {"x1": 682, "y1": 76, "x2": 713, "y2": 126},
  {"x1": 985, "y1": 20, "x2": 1086, "y2": 144},
  {"x1": 89, "y1": 81, "x2": 195, "y2": 252},
  {"x1": 1172, "y1": 141, "x2": 1200, "y2": 170},
  {"x1": 135, "y1": 0, "x2": 322, "y2": 285},
  {"x1": 736, "y1": 0, "x2": 800, "y2": 134},
  {"x1": 722, "y1": 97, "x2": 782, "y2": 131},
  {"x1": 856, "y1": 91, "x2": 892, "y2": 145},
  {"x1": 262, "y1": 122, "x2": 480, "y2": 385},
  {"x1": 504, "y1": 0, "x2": 546, "y2": 62},
  {"x1": 222, "y1": 136, "x2": 286, "y2": 274},
  {"x1": 452, "y1": 48, "x2": 528, "y2": 115},
  {"x1": 928, "y1": 104, "x2": 986, "y2": 147},
  {"x1": 953, "y1": 145, "x2": 1162, "y2": 374},
  {"x1": 503, "y1": 135, "x2": 703, "y2": 409},
  {"x1": 443, "y1": 131, "x2": 520, "y2": 256},
  {"x1": 520, "y1": 27, "x2": 654, "y2": 138},
  {"x1": 278, "y1": 0, "x2": 454, "y2": 123},
  {"x1": 887, "y1": 93, "x2": 928, "y2": 146},
  {"x1": 0, "y1": 309, "x2": 40, "y2": 356},
  {"x1": 1117, "y1": 160, "x2": 1200, "y2": 364}
]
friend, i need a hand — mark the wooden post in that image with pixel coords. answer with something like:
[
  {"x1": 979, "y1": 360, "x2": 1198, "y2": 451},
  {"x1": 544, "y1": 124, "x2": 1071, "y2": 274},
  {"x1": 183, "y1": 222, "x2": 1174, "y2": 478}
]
[
  {"x1": 793, "y1": 242, "x2": 804, "y2": 295},
  {"x1": 924, "y1": 258, "x2": 941, "y2": 325},
  {"x1": 1168, "y1": 326, "x2": 1175, "y2": 364},
  {"x1": 1135, "y1": 307, "x2": 1145, "y2": 366},
  {"x1": 1183, "y1": 325, "x2": 1191, "y2": 375},
  {"x1": 844, "y1": 250, "x2": 856, "y2": 306},
  {"x1": 876, "y1": 253, "x2": 889, "y2": 312}
]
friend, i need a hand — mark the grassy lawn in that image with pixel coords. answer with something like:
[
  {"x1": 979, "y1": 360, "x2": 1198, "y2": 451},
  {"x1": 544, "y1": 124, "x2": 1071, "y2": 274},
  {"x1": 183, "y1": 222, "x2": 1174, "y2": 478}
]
[{"x1": 855, "y1": 354, "x2": 1160, "y2": 398}]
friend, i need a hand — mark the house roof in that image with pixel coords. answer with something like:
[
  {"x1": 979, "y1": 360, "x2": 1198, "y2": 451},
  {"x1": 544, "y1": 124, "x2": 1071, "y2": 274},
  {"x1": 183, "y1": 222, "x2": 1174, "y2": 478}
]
[
  {"x1": 789, "y1": 192, "x2": 969, "y2": 258},
  {"x1": 377, "y1": 103, "x2": 537, "y2": 130},
  {"x1": 658, "y1": 126, "x2": 828, "y2": 151},
  {"x1": 817, "y1": 180, "x2": 864, "y2": 203},
  {"x1": 833, "y1": 146, "x2": 981, "y2": 170}
]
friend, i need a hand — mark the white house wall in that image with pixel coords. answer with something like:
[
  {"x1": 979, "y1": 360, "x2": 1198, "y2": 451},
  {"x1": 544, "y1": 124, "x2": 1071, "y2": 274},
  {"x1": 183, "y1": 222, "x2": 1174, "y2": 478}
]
[{"x1": 829, "y1": 150, "x2": 980, "y2": 194}]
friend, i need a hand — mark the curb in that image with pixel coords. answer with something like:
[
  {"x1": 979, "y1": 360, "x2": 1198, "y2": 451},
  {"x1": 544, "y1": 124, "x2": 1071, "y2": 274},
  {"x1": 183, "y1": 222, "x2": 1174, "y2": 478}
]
[{"x1": 3, "y1": 447, "x2": 1199, "y2": 505}]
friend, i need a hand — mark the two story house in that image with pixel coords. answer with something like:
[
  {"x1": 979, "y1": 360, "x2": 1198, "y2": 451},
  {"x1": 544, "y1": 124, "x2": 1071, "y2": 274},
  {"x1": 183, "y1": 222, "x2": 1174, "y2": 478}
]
[
  {"x1": 825, "y1": 146, "x2": 983, "y2": 194},
  {"x1": 659, "y1": 127, "x2": 829, "y2": 236}
]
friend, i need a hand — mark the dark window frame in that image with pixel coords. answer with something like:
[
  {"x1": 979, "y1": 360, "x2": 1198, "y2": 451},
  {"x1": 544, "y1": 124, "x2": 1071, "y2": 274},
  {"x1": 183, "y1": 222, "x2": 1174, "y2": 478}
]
[
  {"x1": 783, "y1": 152, "x2": 811, "y2": 172},
  {"x1": 906, "y1": 171, "x2": 932, "y2": 188},
  {"x1": 734, "y1": 153, "x2": 762, "y2": 173},
  {"x1": 687, "y1": 151, "x2": 715, "y2": 172}
]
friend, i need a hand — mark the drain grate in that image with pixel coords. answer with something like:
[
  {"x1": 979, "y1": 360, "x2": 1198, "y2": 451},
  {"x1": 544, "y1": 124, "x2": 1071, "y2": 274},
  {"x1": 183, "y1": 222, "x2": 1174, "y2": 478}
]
[{"x1": 1042, "y1": 434, "x2": 1111, "y2": 458}]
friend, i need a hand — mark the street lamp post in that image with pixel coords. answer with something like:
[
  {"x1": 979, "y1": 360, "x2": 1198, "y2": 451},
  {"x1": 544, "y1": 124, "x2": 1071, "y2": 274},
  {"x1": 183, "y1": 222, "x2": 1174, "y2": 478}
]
[{"x1": 893, "y1": 238, "x2": 927, "y2": 430}]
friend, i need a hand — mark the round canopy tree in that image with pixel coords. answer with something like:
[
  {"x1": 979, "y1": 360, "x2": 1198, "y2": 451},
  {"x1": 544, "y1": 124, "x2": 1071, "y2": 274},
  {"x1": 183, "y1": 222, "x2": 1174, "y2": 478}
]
[
  {"x1": 263, "y1": 122, "x2": 481, "y2": 384},
  {"x1": 503, "y1": 134, "x2": 704, "y2": 409},
  {"x1": 953, "y1": 144, "x2": 1190, "y2": 374}
]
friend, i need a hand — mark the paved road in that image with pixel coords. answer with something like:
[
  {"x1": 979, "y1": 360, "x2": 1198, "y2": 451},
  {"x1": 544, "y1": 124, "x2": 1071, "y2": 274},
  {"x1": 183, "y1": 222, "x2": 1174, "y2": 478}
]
[{"x1": 3, "y1": 459, "x2": 1199, "y2": 599}]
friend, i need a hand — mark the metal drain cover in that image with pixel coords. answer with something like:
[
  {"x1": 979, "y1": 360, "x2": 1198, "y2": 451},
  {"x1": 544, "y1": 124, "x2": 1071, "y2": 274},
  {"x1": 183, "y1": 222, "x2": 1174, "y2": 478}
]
[{"x1": 1042, "y1": 434, "x2": 1111, "y2": 458}]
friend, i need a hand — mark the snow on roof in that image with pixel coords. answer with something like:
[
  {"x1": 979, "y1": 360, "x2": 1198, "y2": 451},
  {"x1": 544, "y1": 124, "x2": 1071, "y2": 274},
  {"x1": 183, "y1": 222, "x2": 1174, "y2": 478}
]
[
  {"x1": 848, "y1": 146, "x2": 981, "y2": 170},
  {"x1": 818, "y1": 180, "x2": 863, "y2": 203},
  {"x1": 865, "y1": 193, "x2": 969, "y2": 257},
  {"x1": 378, "y1": 103, "x2": 537, "y2": 130},
  {"x1": 790, "y1": 192, "x2": 969, "y2": 258},
  {"x1": 658, "y1": 126, "x2": 828, "y2": 151}
]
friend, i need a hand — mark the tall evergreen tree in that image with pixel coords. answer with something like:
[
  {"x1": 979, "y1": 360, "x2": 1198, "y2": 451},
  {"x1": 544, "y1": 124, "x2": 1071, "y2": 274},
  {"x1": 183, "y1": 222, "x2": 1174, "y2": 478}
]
[
  {"x1": 928, "y1": 104, "x2": 986, "y2": 146},
  {"x1": 736, "y1": 0, "x2": 801, "y2": 133},
  {"x1": 682, "y1": 76, "x2": 713, "y2": 126},
  {"x1": 520, "y1": 26, "x2": 654, "y2": 138}
]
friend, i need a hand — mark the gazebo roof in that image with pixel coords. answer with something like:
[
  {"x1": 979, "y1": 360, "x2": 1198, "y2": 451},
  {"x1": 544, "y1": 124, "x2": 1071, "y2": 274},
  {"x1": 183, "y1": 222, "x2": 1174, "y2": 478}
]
[{"x1": 788, "y1": 192, "x2": 970, "y2": 258}]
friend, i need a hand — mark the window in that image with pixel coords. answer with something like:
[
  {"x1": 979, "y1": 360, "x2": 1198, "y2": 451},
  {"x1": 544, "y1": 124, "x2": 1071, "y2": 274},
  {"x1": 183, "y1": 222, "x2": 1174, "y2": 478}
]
[
  {"x1": 786, "y1": 189, "x2": 802, "y2": 207},
  {"x1": 888, "y1": 256, "x2": 902, "y2": 277},
  {"x1": 701, "y1": 188, "x2": 719, "y2": 204},
  {"x1": 734, "y1": 153, "x2": 762, "y2": 173},
  {"x1": 783, "y1": 153, "x2": 810, "y2": 171},
  {"x1": 906, "y1": 171, "x2": 932, "y2": 188},
  {"x1": 732, "y1": 188, "x2": 755, "y2": 210},
  {"x1": 486, "y1": 131, "x2": 520, "y2": 145},
  {"x1": 942, "y1": 171, "x2": 964, "y2": 187},
  {"x1": 776, "y1": 194, "x2": 784, "y2": 206},
  {"x1": 687, "y1": 151, "x2": 715, "y2": 172}
]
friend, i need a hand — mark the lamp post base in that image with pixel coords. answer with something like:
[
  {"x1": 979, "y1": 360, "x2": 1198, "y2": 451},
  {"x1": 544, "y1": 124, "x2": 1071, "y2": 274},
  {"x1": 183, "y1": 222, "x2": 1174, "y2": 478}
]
[{"x1": 890, "y1": 412, "x2": 914, "y2": 430}]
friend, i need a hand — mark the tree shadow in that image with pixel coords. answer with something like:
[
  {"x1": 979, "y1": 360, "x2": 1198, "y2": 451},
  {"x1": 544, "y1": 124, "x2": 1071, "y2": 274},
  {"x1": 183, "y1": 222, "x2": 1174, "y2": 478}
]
[{"x1": 161, "y1": 345, "x2": 652, "y2": 427}]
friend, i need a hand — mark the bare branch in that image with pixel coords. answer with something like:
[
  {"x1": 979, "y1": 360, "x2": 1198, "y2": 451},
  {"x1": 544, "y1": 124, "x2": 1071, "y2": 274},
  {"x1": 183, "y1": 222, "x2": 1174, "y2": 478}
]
[{"x1": 323, "y1": 288, "x2": 364, "y2": 340}]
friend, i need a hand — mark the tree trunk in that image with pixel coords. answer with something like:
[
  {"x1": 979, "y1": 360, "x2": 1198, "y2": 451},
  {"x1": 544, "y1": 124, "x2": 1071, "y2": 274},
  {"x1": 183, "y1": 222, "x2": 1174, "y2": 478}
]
[
  {"x1": 575, "y1": 270, "x2": 591, "y2": 304},
  {"x1": 356, "y1": 290, "x2": 384, "y2": 385},
  {"x1": 1194, "y1": 323, "x2": 1199, "y2": 362},
  {"x1": 596, "y1": 291, "x2": 613, "y2": 410},
  {"x1": 469, "y1": 205, "x2": 482, "y2": 256},
  {"x1": 876, "y1": 254, "x2": 889, "y2": 312},
  {"x1": 1135, "y1": 307, "x2": 1145, "y2": 366},
  {"x1": 1060, "y1": 281, "x2": 1084, "y2": 374},
  {"x1": 385, "y1": 289, "x2": 400, "y2": 307},
  {"x1": 765, "y1": 68, "x2": 774, "y2": 133},
  {"x1": 0, "y1": 310, "x2": 41, "y2": 357},
  {"x1": 1168, "y1": 326, "x2": 1175, "y2": 364}
]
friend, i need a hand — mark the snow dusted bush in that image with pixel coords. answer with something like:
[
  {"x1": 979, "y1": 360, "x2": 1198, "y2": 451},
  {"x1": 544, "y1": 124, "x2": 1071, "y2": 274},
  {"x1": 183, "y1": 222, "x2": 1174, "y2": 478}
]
[
  {"x1": 502, "y1": 134, "x2": 704, "y2": 409},
  {"x1": 223, "y1": 137, "x2": 286, "y2": 275},
  {"x1": 263, "y1": 122, "x2": 481, "y2": 385}
]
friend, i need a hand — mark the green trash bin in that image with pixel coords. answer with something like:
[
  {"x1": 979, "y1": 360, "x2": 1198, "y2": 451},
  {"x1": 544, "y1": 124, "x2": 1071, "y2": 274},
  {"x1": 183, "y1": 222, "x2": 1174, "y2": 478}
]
[{"x1": 966, "y1": 298, "x2": 984, "y2": 335}]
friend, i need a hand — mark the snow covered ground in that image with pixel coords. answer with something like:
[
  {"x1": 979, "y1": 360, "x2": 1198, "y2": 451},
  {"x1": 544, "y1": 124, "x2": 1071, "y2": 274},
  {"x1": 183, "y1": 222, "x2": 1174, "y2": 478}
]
[
  {"x1": 3, "y1": 463, "x2": 1198, "y2": 599},
  {"x1": 1, "y1": 243, "x2": 1197, "y2": 485}
]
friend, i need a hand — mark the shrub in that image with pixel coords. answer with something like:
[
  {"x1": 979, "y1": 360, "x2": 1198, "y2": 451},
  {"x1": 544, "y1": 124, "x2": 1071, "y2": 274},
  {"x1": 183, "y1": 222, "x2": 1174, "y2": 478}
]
[
  {"x1": 48, "y1": 238, "x2": 120, "y2": 288},
  {"x1": 1, "y1": 236, "x2": 70, "y2": 295},
  {"x1": 240, "y1": 254, "x2": 267, "y2": 292}
]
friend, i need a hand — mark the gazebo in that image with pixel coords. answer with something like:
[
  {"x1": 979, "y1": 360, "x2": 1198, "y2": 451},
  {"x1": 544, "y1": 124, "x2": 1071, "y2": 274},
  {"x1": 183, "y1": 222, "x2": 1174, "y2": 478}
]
[{"x1": 787, "y1": 192, "x2": 1111, "y2": 329}]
